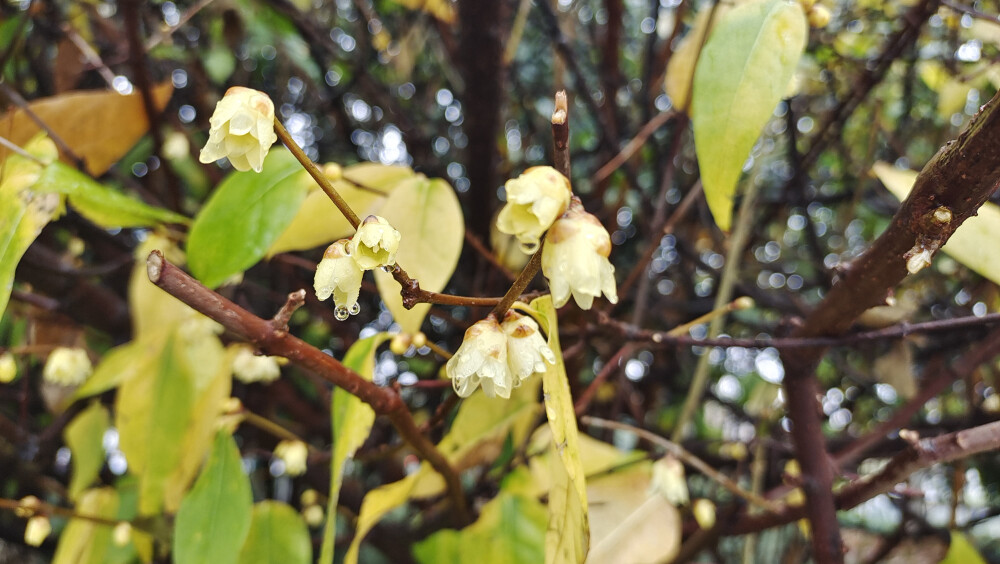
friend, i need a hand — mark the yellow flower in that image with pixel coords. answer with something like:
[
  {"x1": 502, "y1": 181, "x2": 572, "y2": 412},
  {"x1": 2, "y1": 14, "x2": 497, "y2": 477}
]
[
  {"x1": 501, "y1": 311, "x2": 555, "y2": 385},
  {"x1": 0, "y1": 352, "x2": 16, "y2": 383},
  {"x1": 24, "y1": 515, "x2": 51, "y2": 547},
  {"x1": 199, "y1": 86, "x2": 278, "y2": 173},
  {"x1": 112, "y1": 522, "x2": 132, "y2": 547},
  {"x1": 496, "y1": 166, "x2": 572, "y2": 253},
  {"x1": 541, "y1": 201, "x2": 618, "y2": 309},
  {"x1": 314, "y1": 240, "x2": 364, "y2": 317},
  {"x1": 446, "y1": 318, "x2": 513, "y2": 398},
  {"x1": 231, "y1": 344, "x2": 282, "y2": 384},
  {"x1": 42, "y1": 347, "x2": 92, "y2": 386},
  {"x1": 274, "y1": 440, "x2": 309, "y2": 476},
  {"x1": 349, "y1": 215, "x2": 401, "y2": 270}
]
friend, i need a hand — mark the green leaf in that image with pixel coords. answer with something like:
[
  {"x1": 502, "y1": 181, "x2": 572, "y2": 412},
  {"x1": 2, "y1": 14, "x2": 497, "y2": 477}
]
[
  {"x1": 692, "y1": 0, "x2": 807, "y2": 231},
  {"x1": 529, "y1": 295, "x2": 589, "y2": 564},
  {"x1": 939, "y1": 531, "x2": 987, "y2": 564},
  {"x1": 268, "y1": 163, "x2": 413, "y2": 256},
  {"x1": 0, "y1": 137, "x2": 62, "y2": 318},
  {"x1": 33, "y1": 161, "x2": 188, "y2": 228},
  {"x1": 413, "y1": 491, "x2": 546, "y2": 564},
  {"x1": 373, "y1": 176, "x2": 464, "y2": 332},
  {"x1": 237, "y1": 501, "x2": 312, "y2": 564},
  {"x1": 874, "y1": 161, "x2": 1000, "y2": 286},
  {"x1": 174, "y1": 431, "x2": 253, "y2": 564},
  {"x1": 64, "y1": 402, "x2": 110, "y2": 500},
  {"x1": 116, "y1": 324, "x2": 227, "y2": 515},
  {"x1": 187, "y1": 148, "x2": 310, "y2": 288},
  {"x1": 320, "y1": 332, "x2": 390, "y2": 564}
]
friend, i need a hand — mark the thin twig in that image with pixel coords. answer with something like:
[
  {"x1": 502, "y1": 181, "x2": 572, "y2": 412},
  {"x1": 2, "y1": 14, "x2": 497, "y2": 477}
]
[{"x1": 581, "y1": 416, "x2": 780, "y2": 513}]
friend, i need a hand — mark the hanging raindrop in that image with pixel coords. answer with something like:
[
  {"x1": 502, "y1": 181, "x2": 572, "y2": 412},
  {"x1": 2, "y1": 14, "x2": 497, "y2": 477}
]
[
  {"x1": 349, "y1": 303, "x2": 361, "y2": 315},
  {"x1": 334, "y1": 307, "x2": 349, "y2": 321}
]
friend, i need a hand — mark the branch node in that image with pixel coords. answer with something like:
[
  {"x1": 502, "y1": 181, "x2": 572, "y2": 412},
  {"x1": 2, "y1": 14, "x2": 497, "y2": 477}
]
[
  {"x1": 272, "y1": 290, "x2": 307, "y2": 333},
  {"x1": 146, "y1": 250, "x2": 164, "y2": 283}
]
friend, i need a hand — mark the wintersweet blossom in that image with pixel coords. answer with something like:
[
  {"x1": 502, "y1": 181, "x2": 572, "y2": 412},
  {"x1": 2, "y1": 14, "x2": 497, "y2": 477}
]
[
  {"x1": 198, "y1": 86, "x2": 278, "y2": 173},
  {"x1": 274, "y1": 440, "x2": 309, "y2": 476},
  {"x1": 42, "y1": 347, "x2": 92, "y2": 386},
  {"x1": 496, "y1": 166, "x2": 572, "y2": 253},
  {"x1": 501, "y1": 311, "x2": 556, "y2": 385},
  {"x1": 314, "y1": 239, "x2": 363, "y2": 317},
  {"x1": 232, "y1": 345, "x2": 282, "y2": 384},
  {"x1": 446, "y1": 318, "x2": 513, "y2": 399},
  {"x1": 541, "y1": 200, "x2": 618, "y2": 309},
  {"x1": 349, "y1": 215, "x2": 401, "y2": 270}
]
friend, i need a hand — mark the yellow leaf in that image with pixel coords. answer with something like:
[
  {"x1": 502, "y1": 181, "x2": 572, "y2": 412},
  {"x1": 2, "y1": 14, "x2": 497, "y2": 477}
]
[
  {"x1": 267, "y1": 163, "x2": 413, "y2": 257},
  {"x1": 0, "y1": 83, "x2": 173, "y2": 176},
  {"x1": 664, "y1": 4, "x2": 731, "y2": 113},
  {"x1": 344, "y1": 473, "x2": 422, "y2": 564},
  {"x1": 940, "y1": 531, "x2": 988, "y2": 564},
  {"x1": 873, "y1": 161, "x2": 1000, "y2": 285},
  {"x1": 586, "y1": 462, "x2": 681, "y2": 564},
  {"x1": 692, "y1": 0, "x2": 807, "y2": 231},
  {"x1": 128, "y1": 234, "x2": 197, "y2": 339},
  {"x1": 52, "y1": 488, "x2": 118, "y2": 564},
  {"x1": 530, "y1": 295, "x2": 589, "y2": 563},
  {"x1": 320, "y1": 333, "x2": 390, "y2": 564},
  {"x1": 391, "y1": 0, "x2": 455, "y2": 24},
  {"x1": 374, "y1": 176, "x2": 464, "y2": 333}
]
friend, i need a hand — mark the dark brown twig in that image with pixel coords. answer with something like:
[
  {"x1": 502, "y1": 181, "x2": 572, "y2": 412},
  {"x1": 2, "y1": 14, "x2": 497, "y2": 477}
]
[{"x1": 145, "y1": 251, "x2": 469, "y2": 523}]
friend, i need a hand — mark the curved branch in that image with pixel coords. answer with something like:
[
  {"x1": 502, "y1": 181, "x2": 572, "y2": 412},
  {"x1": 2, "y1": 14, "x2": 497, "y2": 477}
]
[{"x1": 145, "y1": 251, "x2": 468, "y2": 522}]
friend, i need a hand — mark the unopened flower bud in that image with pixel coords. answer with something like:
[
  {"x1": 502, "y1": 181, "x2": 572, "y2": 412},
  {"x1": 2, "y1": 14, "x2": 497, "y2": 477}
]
[
  {"x1": 807, "y1": 4, "x2": 831, "y2": 28},
  {"x1": 222, "y1": 397, "x2": 244, "y2": 414},
  {"x1": 16, "y1": 496, "x2": 40, "y2": 518},
  {"x1": 199, "y1": 87, "x2": 277, "y2": 173},
  {"x1": 541, "y1": 201, "x2": 618, "y2": 309},
  {"x1": 323, "y1": 163, "x2": 343, "y2": 182},
  {"x1": 693, "y1": 499, "x2": 716, "y2": 529},
  {"x1": 389, "y1": 334, "x2": 411, "y2": 355},
  {"x1": 446, "y1": 318, "x2": 512, "y2": 398},
  {"x1": 274, "y1": 440, "x2": 309, "y2": 477},
  {"x1": 300, "y1": 489, "x2": 319, "y2": 507},
  {"x1": 303, "y1": 504, "x2": 324, "y2": 527},
  {"x1": 411, "y1": 332, "x2": 427, "y2": 349},
  {"x1": 0, "y1": 352, "x2": 16, "y2": 383},
  {"x1": 501, "y1": 311, "x2": 556, "y2": 386},
  {"x1": 732, "y1": 297, "x2": 755, "y2": 311},
  {"x1": 232, "y1": 345, "x2": 282, "y2": 384},
  {"x1": 349, "y1": 215, "x2": 401, "y2": 270},
  {"x1": 24, "y1": 516, "x2": 51, "y2": 546},
  {"x1": 314, "y1": 240, "x2": 364, "y2": 314},
  {"x1": 496, "y1": 166, "x2": 573, "y2": 253},
  {"x1": 43, "y1": 347, "x2": 92, "y2": 386},
  {"x1": 112, "y1": 522, "x2": 132, "y2": 546}
]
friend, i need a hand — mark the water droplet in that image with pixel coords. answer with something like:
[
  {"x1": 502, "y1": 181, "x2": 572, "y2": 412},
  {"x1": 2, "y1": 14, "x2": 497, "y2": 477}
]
[
  {"x1": 334, "y1": 307, "x2": 349, "y2": 321},
  {"x1": 349, "y1": 303, "x2": 361, "y2": 315}
]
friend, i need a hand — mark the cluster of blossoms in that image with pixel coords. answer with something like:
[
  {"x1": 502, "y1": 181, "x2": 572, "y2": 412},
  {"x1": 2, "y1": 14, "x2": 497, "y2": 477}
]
[
  {"x1": 313, "y1": 215, "x2": 401, "y2": 320},
  {"x1": 447, "y1": 167, "x2": 617, "y2": 398},
  {"x1": 446, "y1": 311, "x2": 556, "y2": 399}
]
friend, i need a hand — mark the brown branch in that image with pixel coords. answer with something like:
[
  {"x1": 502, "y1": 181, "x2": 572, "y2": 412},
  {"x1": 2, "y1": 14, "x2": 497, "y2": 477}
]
[
  {"x1": 728, "y1": 419, "x2": 1000, "y2": 535},
  {"x1": 144, "y1": 251, "x2": 469, "y2": 522},
  {"x1": 605, "y1": 311, "x2": 1000, "y2": 349},
  {"x1": 779, "y1": 74, "x2": 1000, "y2": 563}
]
